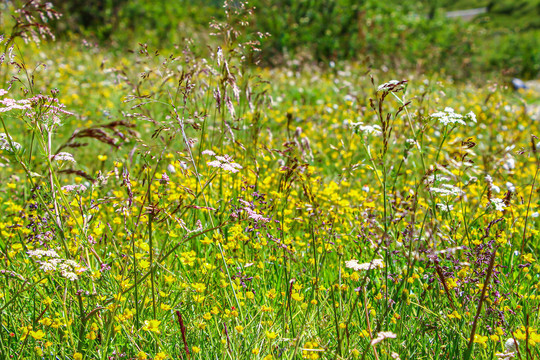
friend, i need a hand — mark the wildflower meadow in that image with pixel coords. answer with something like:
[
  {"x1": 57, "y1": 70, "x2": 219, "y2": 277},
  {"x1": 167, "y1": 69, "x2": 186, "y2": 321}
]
[{"x1": 0, "y1": 1, "x2": 540, "y2": 359}]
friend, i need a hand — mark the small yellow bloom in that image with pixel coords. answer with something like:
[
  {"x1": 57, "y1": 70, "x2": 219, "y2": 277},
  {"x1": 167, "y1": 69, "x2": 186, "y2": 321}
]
[
  {"x1": 154, "y1": 352, "x2": 168, "y2": 360},
  {"x1": 142, "y1": 319, "x2": 161, "y2": 334},
  {"x1": 192, "y1": 283, "x2": 206, "y2": 293},
  {"x1": 29, "y1": 330, "x2": 45, "y2": 340},
  {"x1": 473, "y1": 334, "x2": 488, "y2": 348},
  {"x1": 43, "y1": 297, "x2": 53, "y2": 306},
  {"x1": 192, "y1": 346, "x2": 201, "y2": 353},
  {"x1": 448, "y1": 310, "x2": 462, "y2": 320}
]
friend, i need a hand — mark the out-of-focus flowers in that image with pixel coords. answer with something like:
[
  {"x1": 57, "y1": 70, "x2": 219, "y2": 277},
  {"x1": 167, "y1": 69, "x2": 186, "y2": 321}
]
[
  {"x1": 430, "y1": 107, "x2": 476, "y2": 126},
  {"x1": 204, "y1": 151, "x2": 243, "y2": 173},
  {"x1": 346, "y1": 259, "x2": 385, "y2": 271},
  {"x1": 377, "y1": 80, "x2": 407, "y2": 94},
  {"x1": 371, "y1": 331, "x2": 397, "y2": 345},
  {"x1": 0, "y1": 133, "x2": 22, "y2": 152}
]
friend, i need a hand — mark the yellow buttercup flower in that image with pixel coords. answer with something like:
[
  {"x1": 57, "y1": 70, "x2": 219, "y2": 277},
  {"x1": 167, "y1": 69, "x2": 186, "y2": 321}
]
[{"x1": 142, "y1": 320, "x2": 161, "y2": 334}]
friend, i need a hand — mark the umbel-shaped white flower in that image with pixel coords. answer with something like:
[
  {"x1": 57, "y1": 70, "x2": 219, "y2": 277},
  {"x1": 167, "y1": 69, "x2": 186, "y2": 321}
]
[
  {"x1": 345, "y1": 258, "x2": 385, "y2": 271},
  {"x1": 430, "y1": 107, "x2": 476, "y2": 126}
]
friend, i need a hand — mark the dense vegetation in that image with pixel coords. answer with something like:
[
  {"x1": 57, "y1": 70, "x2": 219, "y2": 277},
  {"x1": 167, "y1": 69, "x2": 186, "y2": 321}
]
[
  {"x1": 49, "y1": 0, "x2": 540, "y2": 78},
  {"x1": 0, "y1": 1, "x2": 539, "y2": 359}
]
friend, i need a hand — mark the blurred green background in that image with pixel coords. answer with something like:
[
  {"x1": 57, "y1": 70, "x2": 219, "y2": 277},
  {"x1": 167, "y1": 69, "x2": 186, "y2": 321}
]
[{"x1": 49, "y1": 0, "x2": 540, "y2": 79}]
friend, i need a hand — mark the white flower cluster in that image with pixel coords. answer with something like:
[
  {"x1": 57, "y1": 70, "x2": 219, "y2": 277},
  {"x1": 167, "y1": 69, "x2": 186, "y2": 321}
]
[
  {"x1": 52, "y1": 152, "x2": 76, "y2": 163},
  {"x1": 424, "y1": 174, "x2": 451, "y2": 184},
  {"x1": 371, "y1": 331, "x2": 397, "y2": 346},
  {"x1": 28, "y1": 249, "x2": 86, "y2": 281},
  {"x1": 0, "y1": 133, "x2": 22, "y2": 152},
  {"x1": 345, "y1": 258, "x2": 385, "y2": 271},
  {"x1": 436, "y1": 203, "x2": 454, "y2": 212},
  {"x1": 203, "y1": 150, "x2": 243, "y2": 173},
  {"x1": 490, "y1": 198, "x2": 506, "y2": 212},
  {"x1": 502, "y1": 154, "x2": 515, "y2": 171},
  {"x1": 429, "y1": 184, "x2": 464, "y2": 197},
  {"x1": 485, "y1": 175, "x2": 501, "y2": 193},
  {"x1": 349, "y1": 120, "x2": 382, "y2": 136},
  {"x1": 430, "y1": 107, "x2": 476, "y2": 126},
  {"x1": 0, "y1": 97, "x2": 32, "y2": 113},
  {"x1": 27, "y1": 249, "x2": 60, "y2": 258},
  {"x1": 357, "y1": 124, "x2": 382, "y2": 135}
]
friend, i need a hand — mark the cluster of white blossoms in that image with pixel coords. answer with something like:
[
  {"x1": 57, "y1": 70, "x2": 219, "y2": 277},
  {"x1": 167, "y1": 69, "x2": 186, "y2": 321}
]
[
  {"x1": 424, "y1": 174, "x2": 451, "y2": 184},
  {"x1": 371, "y1": 331, "x2": 397, "y2": 346},
  {"x1": 436, "y1": 203, "x2": 454, "y2": 212},
  {"x1": 203, "y1": 150, "x2": 243, "y2": 173},
  {"x1": 27, "y1": 249, "x2": 60, "y2": 259},
  {"x1": 430, "y1": 107, "x2": 476, "y2": 126},
  {"x1": 0, "y1": 133, "x2": 22, "y2": 152},
  {"x1": 429, "y1": 184, "x2": 464, "y2": 197},
  {"x1": 486, "y1": 175, "x2": 508, "y2": 212},
  {"x1": 356, "y1": 123, "x2": 382, "y2": 136},
  {"x1": 51, "y1": 152, "x2": 76, "y2": 163},
  {"x1": 345, "y1": 258, "x2": 385, "y2": 271},
  {"x1": 0, "y1": 89, "x2": 32, "y2": 113},
  {"x1": 490, "y1": 198, "x2": 507, "y2": 212},
  {"x1": 485, "y1": 175, "x2": 501, "y2": 193},
  {"x1": 28, "y1": 249, "x2": 86, "y2": 281}
]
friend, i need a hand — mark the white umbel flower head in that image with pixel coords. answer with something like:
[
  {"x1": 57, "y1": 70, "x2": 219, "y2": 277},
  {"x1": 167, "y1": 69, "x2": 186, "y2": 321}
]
[
  {"x1": 345, "y1": 258, "x2": 385, "y2": 271},
  {"x1": 371, "y1": 331, "x2": 397, "y2": 346},
  {"x1": 430, "y1": 107, "x2": 476, "y2": 126},
  {"x1": 52, "y1": 152, "x2": 76, "y2": 163}
]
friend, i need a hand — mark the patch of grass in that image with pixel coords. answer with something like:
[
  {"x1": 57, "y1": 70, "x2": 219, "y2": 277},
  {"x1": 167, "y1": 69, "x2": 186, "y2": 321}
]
[{"x1": 1, "y1": 2, "x2": 540, "y2": 360}]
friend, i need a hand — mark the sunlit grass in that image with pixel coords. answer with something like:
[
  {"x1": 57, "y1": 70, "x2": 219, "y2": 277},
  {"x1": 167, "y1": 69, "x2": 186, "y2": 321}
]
[{"x1": 1, "y1": 2, "x2": 540, "y2": 360}]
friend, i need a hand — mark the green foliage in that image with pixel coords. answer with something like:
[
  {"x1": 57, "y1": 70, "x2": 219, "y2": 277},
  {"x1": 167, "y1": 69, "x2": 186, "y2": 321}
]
[
  {"x1": 45, "y1": 0, "x2": 540, "y2": 78},
  {"x1": 51, "y1": 0, "x2": 221, "y2": 46},
  {"x1": 481, "y1": 30, "x2": 540, "y2": 79},
  {"x1": 2, "y1": 1, "x2": 540, "y2": 359},
  {"x1": 251, "y1": 0, "x2": 363, "y2": 63}
]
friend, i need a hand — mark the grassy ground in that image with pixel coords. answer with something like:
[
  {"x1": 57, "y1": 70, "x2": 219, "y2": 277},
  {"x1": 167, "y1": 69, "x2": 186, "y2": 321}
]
[{"x1": 1, "y1": 2, "x2": 540, "y2": 360}]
